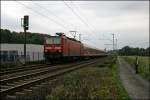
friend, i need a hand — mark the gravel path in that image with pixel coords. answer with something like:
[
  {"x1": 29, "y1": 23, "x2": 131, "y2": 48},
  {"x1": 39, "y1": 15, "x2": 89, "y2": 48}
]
[{"x1": 118, "y1": 57, "x2": 149, "y2": 100}]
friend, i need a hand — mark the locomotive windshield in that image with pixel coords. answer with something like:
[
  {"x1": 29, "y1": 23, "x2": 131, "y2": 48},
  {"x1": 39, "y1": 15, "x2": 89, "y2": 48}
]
[{"x1": 46, "y1": 37, "x2": 61, "y2": 44}]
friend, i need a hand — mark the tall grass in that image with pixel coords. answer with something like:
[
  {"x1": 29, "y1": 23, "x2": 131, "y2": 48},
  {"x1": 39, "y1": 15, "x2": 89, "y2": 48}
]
[
  {"x1": 123, "y1": 56, "x2": 150, "y2": 81},
  {"x1": 46, "y1": 58, "x2": 130, "y2": 100}
]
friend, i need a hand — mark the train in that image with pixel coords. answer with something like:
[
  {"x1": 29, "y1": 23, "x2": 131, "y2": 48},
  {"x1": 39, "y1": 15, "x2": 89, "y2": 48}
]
[{"x1": 44, "y1": 33, "x2": 107, "y2": 63}]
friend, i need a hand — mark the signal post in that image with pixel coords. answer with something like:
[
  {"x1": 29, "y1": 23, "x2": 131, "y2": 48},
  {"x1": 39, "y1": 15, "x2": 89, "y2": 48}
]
[{"x1": 21, "y1": 15, "x2": 29, "y2": 65}]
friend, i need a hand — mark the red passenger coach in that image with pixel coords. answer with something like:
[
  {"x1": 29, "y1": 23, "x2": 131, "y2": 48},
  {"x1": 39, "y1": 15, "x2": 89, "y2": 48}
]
[
  {"x1": 83, "y1": 45, "x2": 107, "y2": 57},
  {"x1": 62, "y1": 36, "x2": 83, "y2": 57}
]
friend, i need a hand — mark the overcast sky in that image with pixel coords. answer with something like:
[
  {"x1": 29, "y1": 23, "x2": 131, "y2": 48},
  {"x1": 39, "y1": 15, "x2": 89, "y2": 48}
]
[{"x1": 1, "y1": 1, "x2": 149, "y2": 50}]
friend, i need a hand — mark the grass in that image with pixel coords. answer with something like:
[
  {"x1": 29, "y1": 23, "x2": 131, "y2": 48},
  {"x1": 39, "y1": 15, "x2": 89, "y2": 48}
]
[
  {"x1": 46, "y1": 58, "x2": 130, "y2": 100},
  {"x1": 122, "y1": 56, "x2": 150, "y2": 81}
]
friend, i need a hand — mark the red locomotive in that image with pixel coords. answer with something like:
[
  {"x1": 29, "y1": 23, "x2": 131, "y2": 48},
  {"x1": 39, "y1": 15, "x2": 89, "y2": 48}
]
[{"x1": 44, "y1": 33, "x2": 107, "y2": 63}]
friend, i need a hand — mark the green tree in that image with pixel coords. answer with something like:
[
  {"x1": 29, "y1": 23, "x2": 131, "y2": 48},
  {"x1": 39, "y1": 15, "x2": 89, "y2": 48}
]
[{"x1": 0, "y1": 28, "x2": 48, "y2": 44}]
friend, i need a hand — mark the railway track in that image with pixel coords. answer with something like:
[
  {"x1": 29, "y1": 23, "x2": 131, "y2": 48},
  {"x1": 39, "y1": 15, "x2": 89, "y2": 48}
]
[
  {"x1": 0, "y1": 64, "x2": 47, "y2": 75},
  {"x1": 0, "y1": 58, "x2": 105, "y2": 100},
  {"x1": 0, "y1": 60, "x2": 88, "y2": 76}
]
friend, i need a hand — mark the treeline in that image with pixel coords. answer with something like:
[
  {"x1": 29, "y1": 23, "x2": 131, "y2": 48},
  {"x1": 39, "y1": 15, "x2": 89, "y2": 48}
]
[
  {"x1": 0, "y1": 29, "x2": 50, "y2": 44},
  {"x1": 118, "y1": 46, "x2": 149, "y2": 56}
]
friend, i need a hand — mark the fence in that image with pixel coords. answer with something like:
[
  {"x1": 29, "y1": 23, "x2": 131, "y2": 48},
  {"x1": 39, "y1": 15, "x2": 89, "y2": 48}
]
[{"x1": 0, "y1": 50, "x2": 44, "y2": 63}]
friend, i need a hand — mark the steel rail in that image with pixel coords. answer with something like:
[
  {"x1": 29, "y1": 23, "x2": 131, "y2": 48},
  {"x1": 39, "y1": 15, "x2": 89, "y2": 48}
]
[
  {"x1": 0, "y1": 64, "x2": 48, "y2": 75},
  {"x1": 0, "y1": 60, "x2": 92, "y2": 85},
  {"x1": 0, "y1": 59, "x2": 100, "y2": 97}
]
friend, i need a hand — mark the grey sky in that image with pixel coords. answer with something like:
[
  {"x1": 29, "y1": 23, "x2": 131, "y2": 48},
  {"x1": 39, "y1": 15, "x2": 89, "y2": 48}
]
[{"x1": 1, "y1": 1, "x2": 149, "y2": 50}]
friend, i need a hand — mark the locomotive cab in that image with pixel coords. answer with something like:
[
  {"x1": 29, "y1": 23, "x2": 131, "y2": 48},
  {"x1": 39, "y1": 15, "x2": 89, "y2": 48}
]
[{"x1": 44, "y1": 35, "x2": 62, "y2": 62}]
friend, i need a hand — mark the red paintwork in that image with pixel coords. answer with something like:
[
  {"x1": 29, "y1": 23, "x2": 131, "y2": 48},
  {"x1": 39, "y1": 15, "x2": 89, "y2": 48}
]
[
  {"x1": 61, "y1": 35, "x2": 83, "y2": 56},
  {"x1": 44, "y1": 35, "x2": 106, "y2": 57},
  {"x1": 44, "y1": 44, "x2": 62, "y2": 53},
  {"x1": 83, "y1": 46, "x2": 105, "y2": 56}
]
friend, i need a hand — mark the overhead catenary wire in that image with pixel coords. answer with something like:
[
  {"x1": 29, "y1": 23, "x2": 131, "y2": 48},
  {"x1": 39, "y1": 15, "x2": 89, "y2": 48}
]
[
  {"x1": 16, "y1": 0, "x2": 96, "y2": 36},
  {"x1": 71, "y1": 2, "x2": 98, "y2": 34},
  {"x1": 64, "y1": 1, "x2": 103, "y2": 43},
  {"x1": 15, "y1": 1, "x2": 103, "y2": 49},
  {"x1": 63, "y1": 0, "x2": 96, "y2": 35},
  {"x1": 71, "y1": 1, "x2": 119, "y2": 50},
  {"x1": 63, "y1": 1, "x2": 97, "y2": 46},
  {"x1": 30, "y1": 1, "x2": 78, "y2": 38},
  {"x1": 31, "y1": 0, "x2": 76, "y2": 30},
  {"x1": 15, "y1": 1, "x2": 69, "y2": 31},
  {"x1": 102, "y1": 34, "x2": 113, "y2": 42}
]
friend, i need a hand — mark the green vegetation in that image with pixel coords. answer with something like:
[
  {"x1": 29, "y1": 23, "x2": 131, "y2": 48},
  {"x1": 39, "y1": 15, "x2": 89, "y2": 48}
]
[
  {"x1": 117, "y1": 46, "x2": 149, "y2": 56},
  {"x1": 123, "y1": 56, "x2": 150, "y2": 81},
  {"x1": 0, "y1": 28, "x2": 50, "y2": 44},
  {"x1": 46, "y1": 58, "x2": 130, "y2": 100}
]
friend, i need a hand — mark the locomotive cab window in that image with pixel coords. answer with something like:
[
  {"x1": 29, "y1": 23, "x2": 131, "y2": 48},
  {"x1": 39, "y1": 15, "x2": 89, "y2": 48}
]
[
  {"x1": 46, "y1": 38, "x2": 53, "y2": 44},
  {"x1": 53, "y1": 37, "x2": 61, "y2": 44},
  {"x1": 46, "y1": 37, "x2": 61, "y2": 44}
]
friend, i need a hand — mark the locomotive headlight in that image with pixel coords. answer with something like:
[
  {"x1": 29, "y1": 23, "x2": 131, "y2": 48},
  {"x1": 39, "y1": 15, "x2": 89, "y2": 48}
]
[
  {"x1": 58, "y1": 50, "x2": 61, "y2": 52},
  {"x1": 45, "y1": 50, "x2": 48, "y2": 52}
]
